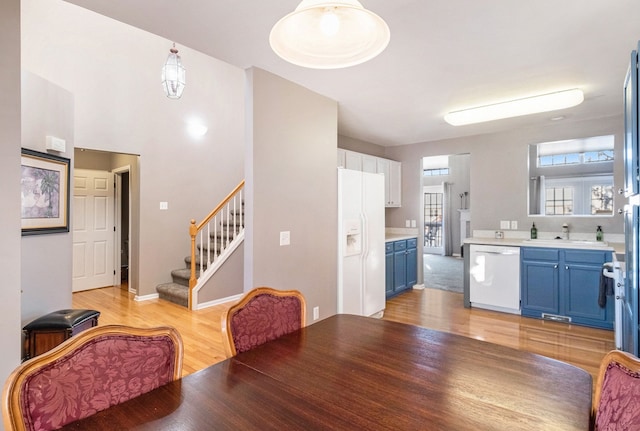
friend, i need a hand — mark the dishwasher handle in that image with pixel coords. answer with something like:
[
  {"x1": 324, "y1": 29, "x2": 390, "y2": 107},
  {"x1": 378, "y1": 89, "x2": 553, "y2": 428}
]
[{"x1": 476, "y1": 250, "x2": 520, "y2": 256}]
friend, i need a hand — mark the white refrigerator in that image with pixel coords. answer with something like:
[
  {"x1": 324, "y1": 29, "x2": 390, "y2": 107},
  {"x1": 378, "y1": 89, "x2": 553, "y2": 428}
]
[{"x1": 337, "y1": 168, "x2": 386, "y2": 317}]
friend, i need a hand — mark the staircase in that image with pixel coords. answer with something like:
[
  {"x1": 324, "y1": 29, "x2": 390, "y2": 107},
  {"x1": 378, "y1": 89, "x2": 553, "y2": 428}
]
[{"x1": 156, "y1": 181, "x2": 244, "y2": 308}]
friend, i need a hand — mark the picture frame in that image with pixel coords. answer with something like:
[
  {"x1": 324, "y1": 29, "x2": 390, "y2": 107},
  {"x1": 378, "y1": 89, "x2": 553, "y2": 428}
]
[{"x1": 21, "y1": 148, "x2": 70, "y2": 235}]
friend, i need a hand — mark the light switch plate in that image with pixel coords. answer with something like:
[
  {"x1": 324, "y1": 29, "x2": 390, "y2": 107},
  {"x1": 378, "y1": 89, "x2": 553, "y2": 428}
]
[
  {"x1": 500, "y1": 220, "x2": 510, "y2": 229},
  {"x1": 511, "y1": 221, "x2": 518, "y2": 230},
  {"x1": 159, "y1": 202, "x2": 168, "y2": 210},
  {"x1": 279, "y1": 231, "x2": 290, "y2": 246},
  {"x1": 411, "y1": 220, "x2": 417, "y2": 228},
  {"x1": 405, "y1": 220, "x2": 411, "y2": 227}
]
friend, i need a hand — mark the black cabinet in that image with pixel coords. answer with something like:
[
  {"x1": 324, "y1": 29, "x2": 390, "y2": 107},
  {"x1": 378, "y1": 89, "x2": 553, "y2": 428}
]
[{"x1": 386, "y1": 238, "x2": 417, "y2": 299}]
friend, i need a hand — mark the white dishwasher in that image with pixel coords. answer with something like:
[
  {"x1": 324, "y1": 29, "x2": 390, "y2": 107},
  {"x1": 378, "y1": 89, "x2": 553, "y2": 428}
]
[{"x1": 469, "y1": 244, "x2": 521, "y2": 314}]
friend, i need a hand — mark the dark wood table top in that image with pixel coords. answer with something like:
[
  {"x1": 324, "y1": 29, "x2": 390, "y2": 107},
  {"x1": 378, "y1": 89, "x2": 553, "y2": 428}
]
[{"x1": 60, "y1": 314, "x2": 592, "y2": 430}]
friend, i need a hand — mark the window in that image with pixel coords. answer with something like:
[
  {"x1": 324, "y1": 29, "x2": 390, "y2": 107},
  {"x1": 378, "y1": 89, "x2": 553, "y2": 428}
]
[
  {"x1": 424, "y1": 193, "x2": 443, "y2": 247},
  {"x1": 545, "y1": 187, "x2": 573, "y2": 215},
  {"x1": 591, "y1": 185, "x2": 614, "y2": 215},
  {"x1": 536, "y1": 135, "x2": 614, "y2": 168},
  {"x1": 423, "y1": 168, "x2": 449, "y2": 176},
  {"x1": 543, "y1": 176, "x2": 613, "y2": 216}
]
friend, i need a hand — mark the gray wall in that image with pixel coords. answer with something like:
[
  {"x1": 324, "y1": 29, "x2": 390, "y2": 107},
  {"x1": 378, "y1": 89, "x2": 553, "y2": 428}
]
[
  {"x1": 246, "y1": 68, "x2": 338, "y2": 322},
  {"x1": 338, "y1": 135, "x2": 387, "y2": 158},
  {"x1": 384, "y1": 115, "x2": 624, "y2": 284},
  {"x1": 22, "y1": 0, "x2": 246, "y2": 298},
  {"x1": 21, "y1": 72, "x2": 75, "y2": 324},
  {"x1": 0, "y1": 0, "x2": 23, "y2": 403},
  {"x1": 385, "y1": 115, "x2": 624, "y2": 235}
]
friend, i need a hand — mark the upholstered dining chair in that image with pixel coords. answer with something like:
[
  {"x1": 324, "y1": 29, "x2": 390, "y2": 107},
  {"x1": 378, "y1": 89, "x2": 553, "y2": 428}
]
[
  {"x1": 593, "y1": 349, "x2": 640, "y2": 430},
  {"x1": 2, "y1": 325, "x2": 183, "y2": 431},
  {"x1": 221, "y1": 287, "x2": 306, "y2": 357}
]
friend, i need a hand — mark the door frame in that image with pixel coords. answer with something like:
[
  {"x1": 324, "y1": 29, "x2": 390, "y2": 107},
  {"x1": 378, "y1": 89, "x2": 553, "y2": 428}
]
[{"x1": 113, "y1": 165, "x2": 132, "y2": 293}]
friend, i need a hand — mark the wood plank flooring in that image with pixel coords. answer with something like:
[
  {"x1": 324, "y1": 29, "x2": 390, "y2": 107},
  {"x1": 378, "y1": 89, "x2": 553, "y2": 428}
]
[{"x1": 72, "y1": 285, "x2": 614, "y2": 384}]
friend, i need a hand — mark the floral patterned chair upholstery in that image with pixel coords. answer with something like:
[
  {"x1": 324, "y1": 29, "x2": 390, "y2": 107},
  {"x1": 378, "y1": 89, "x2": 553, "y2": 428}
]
[
  {"x1": 221, "y1": 287, "x2": 306, "y2": 357},
  {"x1": 2, "y1": 325, "x2": 183, "y2": 431},
  {"x1": 593, "y1": 349, "x2": 640, "y2": 430}
]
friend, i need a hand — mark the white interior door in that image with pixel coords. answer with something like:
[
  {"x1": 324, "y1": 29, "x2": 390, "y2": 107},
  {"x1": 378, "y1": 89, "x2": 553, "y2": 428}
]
[{"x1": 73, "y1": 169, "x2": 115, "y2": 292}]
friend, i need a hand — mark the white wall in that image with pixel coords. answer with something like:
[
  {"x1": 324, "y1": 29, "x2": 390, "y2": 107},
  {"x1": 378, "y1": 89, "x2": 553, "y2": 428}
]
[
  {"x1": 22, "y1": 0, "x2": 245, "y2": 297},
  {"x1": 0, "y1": 0, "x2": 23, "y2": 419},
  {"x1": 246, "y1": 67, "x2": 338, "y2": 322}
]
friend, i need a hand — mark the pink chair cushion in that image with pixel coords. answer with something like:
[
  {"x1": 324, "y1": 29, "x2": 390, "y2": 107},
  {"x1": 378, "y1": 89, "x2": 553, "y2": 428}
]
[
  {"x1": 597, "y1": 361, "x2": 640, "y2": 430},
  {"x1": 230, "y1": 293, "x2": 302, "y2": 354},
  {"x1": 20, "y1": 334, "x2": 177, "y2": 431}
]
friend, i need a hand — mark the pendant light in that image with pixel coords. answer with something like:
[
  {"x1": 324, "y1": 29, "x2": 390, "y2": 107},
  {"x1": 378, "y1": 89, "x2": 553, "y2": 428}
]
[
  {"x1": 161, "y1": 43, "x2": 186, "y2": 99},
  {"x1": 270, "y1": 0, "x2": 390, "y2": 69}
]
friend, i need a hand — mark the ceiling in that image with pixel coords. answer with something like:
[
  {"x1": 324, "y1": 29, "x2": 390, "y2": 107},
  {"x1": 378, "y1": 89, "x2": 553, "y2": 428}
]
[{"x1": 63, "y1": 0, "x2": 640, "y2": 147}]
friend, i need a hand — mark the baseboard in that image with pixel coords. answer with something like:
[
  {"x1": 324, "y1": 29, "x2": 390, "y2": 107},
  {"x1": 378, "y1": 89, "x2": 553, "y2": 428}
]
[
  {"x1": 134, "y1": 293, "x2": 159, "y2": 302},
  {"x1": 194, "y1": 293, "x2": 243, "y2": 310},
  {"x1": 412, "y1": 284, "x2": 425, "y2": 290}
]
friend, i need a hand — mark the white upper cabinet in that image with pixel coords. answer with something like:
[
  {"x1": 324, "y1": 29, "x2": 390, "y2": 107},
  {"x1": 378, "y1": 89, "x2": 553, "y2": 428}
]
[{"x1": 337, "y1": 149, "x2": 402, "y2": 207}]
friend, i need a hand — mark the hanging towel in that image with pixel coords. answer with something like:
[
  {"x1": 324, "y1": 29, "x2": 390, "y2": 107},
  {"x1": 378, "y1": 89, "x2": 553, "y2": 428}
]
[{"x1": 599, "y1": 263, "x2": 615, "y2": 308}]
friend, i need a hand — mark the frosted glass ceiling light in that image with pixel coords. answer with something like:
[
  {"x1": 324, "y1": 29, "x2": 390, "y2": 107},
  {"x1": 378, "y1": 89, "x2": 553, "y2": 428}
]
[
  {"x1": 444, "y1": 89, "x2": 584, "y2": 126},
  {"x1": 161, "y1": 43, "x2": 186, "y2": 99},
  {"x1": 270, "y1": 0, "x2": 390, "y2": 69}
]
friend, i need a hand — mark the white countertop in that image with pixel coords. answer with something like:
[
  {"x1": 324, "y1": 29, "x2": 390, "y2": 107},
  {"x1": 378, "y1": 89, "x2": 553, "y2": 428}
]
[
  {"x1": 385, "y1": 234, "x2": 418, "y2": 242},
  {"x1": 464, "y1": 237, "x2": 624, "y2": 254}
]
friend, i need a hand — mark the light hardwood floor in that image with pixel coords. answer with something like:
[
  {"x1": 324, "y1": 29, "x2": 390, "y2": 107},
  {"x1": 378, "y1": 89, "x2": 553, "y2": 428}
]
[{"x1": 72, "y1": 285, "x2": 615, "y2": 383}]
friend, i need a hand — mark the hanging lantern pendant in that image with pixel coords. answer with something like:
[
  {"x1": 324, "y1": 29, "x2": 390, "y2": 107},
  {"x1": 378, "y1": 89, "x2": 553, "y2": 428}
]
[{"x1": 162, "y1": 43, "x2": 186, "y2": 99}]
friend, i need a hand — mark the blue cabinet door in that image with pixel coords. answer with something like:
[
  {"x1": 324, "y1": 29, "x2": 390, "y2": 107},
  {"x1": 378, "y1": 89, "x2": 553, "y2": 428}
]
[
  {"x1": 393, "y1": 245, "x2": 407, "y2": 292},
  {"x1": 563, "y1": 250, "x2": 613, "y2": 330},
  {"x1": 521, "y1": 260, "x2": 559, "y2": 318},
  {"x1": 385, "y1": 243, "x2": 394, "y2": 297},
  {"x1": 406, "y1": 238, "x2": 417, "y2": 288}
]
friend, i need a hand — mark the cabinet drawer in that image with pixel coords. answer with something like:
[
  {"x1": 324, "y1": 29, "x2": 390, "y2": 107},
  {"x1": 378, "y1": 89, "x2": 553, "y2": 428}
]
[
  {"x1": 385, "y1": 242, "x2": 393, "y2": 253},
  {"x1": 564, "y1": 250, "x2": 611, "y2": 264},
  {"x1": 407, "y1": 238, "x2": 417, "y2": 249},
  {"x1": 394, "y1": 240, "x2": 407, "y2": 252},
  {"x1": 521, "y1": 247, "x2": 560, "y2": 261}
]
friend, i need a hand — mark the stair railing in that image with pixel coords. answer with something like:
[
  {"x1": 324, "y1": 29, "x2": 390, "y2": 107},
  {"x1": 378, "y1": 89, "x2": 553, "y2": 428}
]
[{"x1": 189, "y1": 180, "x2": 244, "y2": 309}]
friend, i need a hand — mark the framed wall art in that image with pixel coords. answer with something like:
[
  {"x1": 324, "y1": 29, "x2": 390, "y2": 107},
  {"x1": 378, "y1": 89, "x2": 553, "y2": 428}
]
[{"x1": 21, "y1": 148, "x2": 70, "y2": 235}]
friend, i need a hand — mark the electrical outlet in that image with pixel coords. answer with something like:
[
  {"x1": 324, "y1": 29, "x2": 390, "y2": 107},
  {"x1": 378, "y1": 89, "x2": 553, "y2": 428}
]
[
  {"x1": 313, "y1": 306, "x2": 319, "y2": 320},
  {"x1": 279, "y1": 231, "x2": 290, "y2": 246},
  {"x1": 405, "y1": 220, "x2": 411, "y2": 227},
  {"x1": 411, "y1": 220, "x2": 417, "y2": 228},
  {"x1": 500, "y1": 220, "x2": 510, "y2": 229},
  {"x1": 511, "y1": 221, "x2": 518, "y2": 230}
]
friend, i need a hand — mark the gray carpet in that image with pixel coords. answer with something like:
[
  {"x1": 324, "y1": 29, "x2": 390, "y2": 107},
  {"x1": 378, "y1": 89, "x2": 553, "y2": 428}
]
[{"x1": 423, "y1": 254, "x2": 463, "y2": 293}]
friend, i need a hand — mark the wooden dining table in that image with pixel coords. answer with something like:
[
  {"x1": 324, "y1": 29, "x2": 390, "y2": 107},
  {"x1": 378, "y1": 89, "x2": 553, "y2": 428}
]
[{"x1": 60, "y1": 314, "x2": 592, "y2": 430}]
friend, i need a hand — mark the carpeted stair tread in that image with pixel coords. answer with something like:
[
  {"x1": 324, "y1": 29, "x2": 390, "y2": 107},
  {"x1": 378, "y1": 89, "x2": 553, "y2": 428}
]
[
  {"x1": 156, "y1": 282, "x2": 188, "y2": 307},
  {"x1": 171, "y1": 268, "x2": 195, "y2": 286}
]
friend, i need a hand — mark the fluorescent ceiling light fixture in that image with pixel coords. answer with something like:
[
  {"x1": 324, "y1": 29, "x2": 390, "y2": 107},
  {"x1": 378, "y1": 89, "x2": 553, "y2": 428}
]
[
  {"x1": 269, "y1": 0, "x2": 390, "y2": 69},
  {"x1": 444, "y1": 89, "x2": 584, "y2": 126}
]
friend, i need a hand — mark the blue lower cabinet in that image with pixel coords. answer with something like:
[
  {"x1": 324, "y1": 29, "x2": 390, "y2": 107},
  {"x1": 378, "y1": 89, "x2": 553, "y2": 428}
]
[
  {"x1": 386, "y1": 238, "x2": 417, "y2": 299},
  {"x1": 521, "y1": 247, "x2": 613, "y2": 330},
  {"x1": 385, "y1": 243, "x2": 394, "y2": 297}
]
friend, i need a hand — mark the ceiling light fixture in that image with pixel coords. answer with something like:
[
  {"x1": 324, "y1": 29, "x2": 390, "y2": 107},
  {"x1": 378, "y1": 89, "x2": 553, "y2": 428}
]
[
  {"x1": 444, "y1": 89, "x2": 584, "y2": 126},
  {"x1": 269, "y1": 0, "x2": 390, "y2": 69},
  {"x1": 161, "y1": 43, "x2": 186, "y2": 99}
]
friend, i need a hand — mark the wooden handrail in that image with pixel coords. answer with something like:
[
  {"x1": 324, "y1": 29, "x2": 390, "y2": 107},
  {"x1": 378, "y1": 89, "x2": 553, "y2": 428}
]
[
  {"x1": 188, "y1": 180, "x2": 245, "y2": 308},
  {"x1": 195, "y1": 180, "x2": 245, "y2": 232}
]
